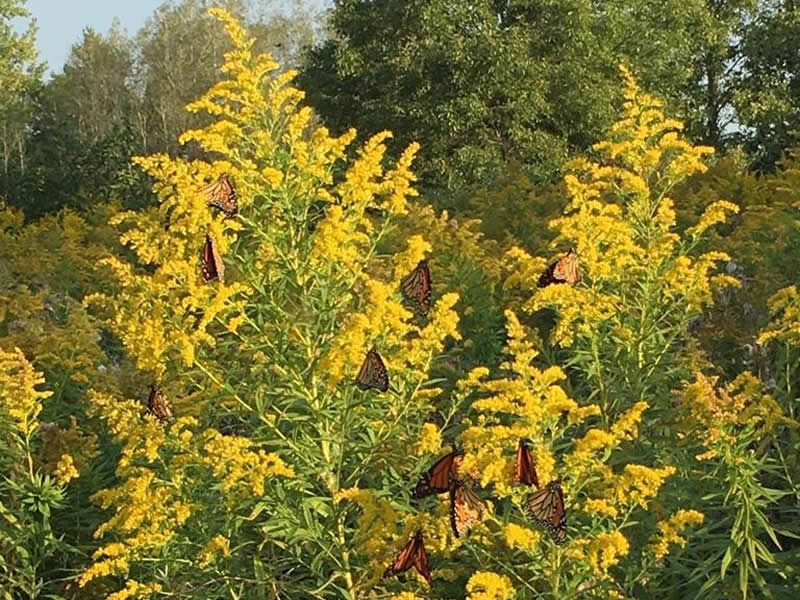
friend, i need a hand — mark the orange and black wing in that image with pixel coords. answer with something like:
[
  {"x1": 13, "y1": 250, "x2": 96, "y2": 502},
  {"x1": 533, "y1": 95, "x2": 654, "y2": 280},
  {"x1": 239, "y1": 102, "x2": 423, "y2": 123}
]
[
  {"x1": 526, "y1": 480, "x2": 567, "y2": 544},
  {"x1": 449, "y1": 479, "x2": 487, "y2": 538},
  {"x1": 514, "y1": 438, "x2": 539, "y2": 488},
  {"x1": 355, "y1": 346, "x2": 389, "y2": 392},
  {"x1": 146, "y1": 385, "x2": 173, "y2": 423},
  {"x1": 400, "y1": 260, "x2": 432, "y2": 315},
  {"x1": 201, "y1": 234, "x2": 225, "y2": 283},
  {"x1": 412, "y1": 449, "x2": 463, "y2": 498},
  {"x1": 537, "y1": 249, "x2": 581, "y2": 288},
  {"x1": 201, "y1": 174, "x2": 238, "y2": 218},
  {"x1": 383, "y1": 531, "x2": 432, "y2": 585}
]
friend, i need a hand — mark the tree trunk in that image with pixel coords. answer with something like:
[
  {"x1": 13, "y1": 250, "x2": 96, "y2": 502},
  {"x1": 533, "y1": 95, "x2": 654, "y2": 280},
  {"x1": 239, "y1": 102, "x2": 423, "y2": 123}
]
[{"x1": 705, "y1": 54, "x2": 721, "y2": 147}]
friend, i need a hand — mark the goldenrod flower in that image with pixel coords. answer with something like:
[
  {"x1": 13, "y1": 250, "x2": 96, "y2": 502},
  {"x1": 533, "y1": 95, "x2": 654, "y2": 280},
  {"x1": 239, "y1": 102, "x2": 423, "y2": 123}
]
[
  {"x1": 465, "y1": 571, "x2": 515, "y2": 600},
  {"x1": 53, "y1": 454, "x2": 79, "y2": 485},
  {"x1": 587, "y1": 531, "x2": 630, "y2": 577},
  {"x1": 648, "y1": 510, "x2": 705, "y2": 560}
]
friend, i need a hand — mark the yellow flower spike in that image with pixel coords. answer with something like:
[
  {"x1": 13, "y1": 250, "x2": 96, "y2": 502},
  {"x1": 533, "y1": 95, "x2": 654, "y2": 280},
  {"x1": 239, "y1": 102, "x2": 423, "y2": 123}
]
[
  {"x1": 416, "y1": 423, "x2": 443, "y2": 455},
  {"x1": 0, "y1": 347, "x2": 52, "y2": 436}
]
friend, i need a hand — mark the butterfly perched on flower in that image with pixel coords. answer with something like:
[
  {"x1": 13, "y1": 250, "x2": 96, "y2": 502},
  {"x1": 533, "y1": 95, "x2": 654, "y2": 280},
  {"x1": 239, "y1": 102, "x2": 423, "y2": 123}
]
[
  {"x1": 200, "y1": 174, "x2": 238, "y2": 218},
  {"x1": 449, "y1": 478, "x2": 487, "y2": 538},
  {"x1": 514, "y1": 438, "x2": 539, "y2": 488},
  {"x1": 400, "y1": 260, "x2": 432, "y2": 315},
  {"x1": 201, "y1": 234, "x2": 225, "y2": 283},
  {"x1": 537, "y1": 249, "x2": 581, "y2": 288},
  {"x1": 146, "y1": 385, "x2": 173, "y2": 423},
  {"x1": 526, "y1": 479, "x2": 567, "y2": 544},
  {"x1": 383, "y1": 530, "x2": 432, "y2": 585},
  {"x1": 412, "y1": 449, "x2": 464, "y2": 498},
  {"x1": 355, "y1": 346, "x2": 389, "y2": 392}
]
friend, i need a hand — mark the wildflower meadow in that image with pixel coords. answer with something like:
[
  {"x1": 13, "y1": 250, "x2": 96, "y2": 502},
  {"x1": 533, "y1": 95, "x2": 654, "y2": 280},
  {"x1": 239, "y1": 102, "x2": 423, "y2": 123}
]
[{"x1": 1, "y1": 4, "x2": 799, "y2": 600}]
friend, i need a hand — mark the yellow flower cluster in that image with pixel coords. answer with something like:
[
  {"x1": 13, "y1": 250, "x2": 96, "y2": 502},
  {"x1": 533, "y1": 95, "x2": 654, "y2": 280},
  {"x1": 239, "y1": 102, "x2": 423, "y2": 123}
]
[
  {"x1": 198, "y1": 534, "x2": 231, "y2": 567},
  {"x1": 503, "y1": 523, "x2": 541, "y2": 551},
  {"x1": 416, "y1": 422, "x2": 443, "y2": 456},
  {"x1": 758, "y1": 285, "x2": 800, "y2": 346},
  {"x1": 587, "y1": 531, "x2": 630, "y2": 577},
  {"x1": 680, "y1": 372, "x2": 792, "y2": 447},
  {"x1": 0, "y1": 347, "x2": 51, "y2": 436},
  {"x1": 512, "y1": 66, "x2": 739, "y2": 349},
  {"x1": 105, "y1": 580, "x2": 163, "y2": 600},
  {"x1": 53, "y1": 453, "x2": 79, "y2": 485},
  {"x1": 201, "y1": 430, "x2": 295, "y2": 497},
  {"x1": 459, "y1": 311, "x2": 595, "y2": 496},
  {"x1": 610, "y1": 465, "x2": 676, "y2": 510},
  {"x1": 648, "y1": 510, "x2": 705, "y2": 560},
  {"x1": 465, "y1": 571, "x2": 515, "y2": 600}
]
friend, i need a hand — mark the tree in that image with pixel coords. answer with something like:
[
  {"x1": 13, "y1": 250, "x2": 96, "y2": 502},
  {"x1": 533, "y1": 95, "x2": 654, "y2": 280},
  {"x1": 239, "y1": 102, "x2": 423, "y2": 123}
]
[
  {"x1": 736, "y1": 2, "x2": 800, "y2": 170},
  {"x1": 0, "y1": 0, "x2": 44, "y2": 185},
  {"x1": 680, "y1": 0, "x2": 759, "y2": 147},
  {"x1": 300, "y1": 0, "x2": 723, "y2": 196},
  {"x1": 133, "y1": 0, "x2": 251, "y2": 155},
  {"x1": 48, "y1": 22, "x2": 136, "y2": 144},
  {"x1": 4, "y1": 24, "x2": 147, "y2": 218}
]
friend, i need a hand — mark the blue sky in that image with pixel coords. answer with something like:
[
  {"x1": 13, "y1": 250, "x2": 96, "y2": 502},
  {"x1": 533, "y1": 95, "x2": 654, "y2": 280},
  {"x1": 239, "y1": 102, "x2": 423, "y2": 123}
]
[{"x1": 16, "y1": 0, "x2": 161, "y2": 75}]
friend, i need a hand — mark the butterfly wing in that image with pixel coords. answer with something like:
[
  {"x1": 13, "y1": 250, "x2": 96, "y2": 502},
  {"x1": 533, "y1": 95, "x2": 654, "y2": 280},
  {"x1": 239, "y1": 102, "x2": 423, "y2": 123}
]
[
  {"x1": 146, "y1": 385, "x2": 173, "y2": 423},
  {"x1": 202, "y1": 235, "x2": 225, "y2": 283},
  {"x1": 355, "y1": 347, "x2": 389, "y2": 392},
  {"x1": 552, "y1": 250, "x2": 581, "y2": 285},
  {"x1": 202, "y1": 174, "x2": 238, "y2": 218},
  {"x1": 400, "y1": 260, "x2": 432, "y2": 315},
  {"x1": 537, "y1": 250, "x2": 581, "y2": 288},
  {"x1": 383, "y1": 531, "x2": 431, "y2": 585},
  {"x1": 449, "y1": 480, "x2": 486, "y2": 538},
  {"x1": 514, "y1": 439, "x2": 539, "y2": 487},
  {"x1": 413, "y1": 450, "x2": 463, "y2": 498},
  {"x1": 526, "y1": 480, "x2": 567, "y2": 544},
  {"x1": 412, "y1": 533, "x2": 433, "y2": 585}
]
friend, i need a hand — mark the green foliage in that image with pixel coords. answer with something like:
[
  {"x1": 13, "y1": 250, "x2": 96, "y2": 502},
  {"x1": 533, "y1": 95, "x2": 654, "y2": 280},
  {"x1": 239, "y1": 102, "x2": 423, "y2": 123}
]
[
  {"x1": 301, "y1": 0, "x2": 739, "y2": 194},
  {"x1": 737, "y1": 4, "x2": 800, "y2": 170}
]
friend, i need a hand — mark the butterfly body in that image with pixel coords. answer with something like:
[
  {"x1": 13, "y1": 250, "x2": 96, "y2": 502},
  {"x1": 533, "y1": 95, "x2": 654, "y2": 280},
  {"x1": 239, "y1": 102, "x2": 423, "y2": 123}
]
[
  {"x1": 355, "y1": 347, "x2": 389, "y2": 392},
  {"x1": 526, "y1": 479, "x2": 567, "y2": 544},
  {"x1": 538, "y1": 249, "x2": 581, "y2": 288},
  {"x1": 200, "y1": 174, "x2": 238, "y2": 218},
  {"x1": 202, "y1": 234, "x2": 225, "y2": 282},
  {"x1": 400, "y1": 260, "x2": 432, "y2": 315},
  {"x1": 146, "y1": 385, "x2": 173, "y2": 423},
  {"x1": 412, "y1": 449, "x2": 463, "y2": 498},
  {"x1": 383, "y1": 530, "x2": 432, "y2": 585},
  {"x1": 514, "y1": 438, "x2": 539, "y2": 487}
]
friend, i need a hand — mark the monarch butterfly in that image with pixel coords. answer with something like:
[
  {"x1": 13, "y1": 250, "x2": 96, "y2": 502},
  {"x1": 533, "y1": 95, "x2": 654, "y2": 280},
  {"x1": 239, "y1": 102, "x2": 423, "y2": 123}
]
[
  {"x1": 199, "y1": 174, "x2": 238, "y2": 218},
  {"x1": 201, "y1": 234, "x2": 225, "y2": 283},
  {"x1": 382, "y1": 530, "x2": 432, "y2": 585},
  {"x1": 400, "y1": 260, "x2": 432, "y2": 315},
  {"x1": 146, "y1": 385, "x2": 173, "y2": 423},
  {"x1": 355, "y1": 346, "x2": 389, "y2": 392},
  {"x1": 412, "y1": 449, "x2": 464, "y2": 498},
  {"x1": 526, "y1": 479, "x2": 567, "y2": 544},
  {"x1": 449, "y1": 478, "x2": 487, "y2": 538},
  {"x1": 537, "y1": 249, "x2": 581, "y2": 288},
  {"x1": 514, "y1": 438, "x2": 539, "y2": 488}
]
